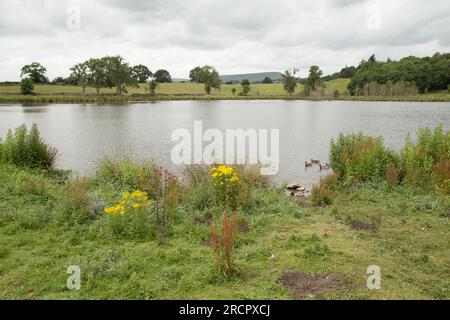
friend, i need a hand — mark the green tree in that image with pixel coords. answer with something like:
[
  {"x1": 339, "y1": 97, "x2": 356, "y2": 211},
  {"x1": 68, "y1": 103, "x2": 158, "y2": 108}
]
[
  {"x1": 240, "y1": 79, "x2": 251, "y2": 95},
  {"x1": 189, "y1": 66, "x2": 202, "y2": 82},
  {"x1": 231, "y1": 88, "x2": 237, "y2": 95},
  {"x1": 86, "y1": 58, "x2": 108, "y2": 94},
  {"x1": 70, "y1": 62, "x2": 89, "y2": 94},
  {"x1": 20, "y1": 78, "x2": 34, "y2": 95},
  {"x1": 131, "y1": 64, "x2": 152, "y2": 83},
  {"x1": 195, "y1": 65, "x2": 221, "y2": 94},
  {"x1": 147, "y1": 79, "x2": 158, "y2": 96},
  {"x1": 20, "y1": 62, "x2": 48, "y2": 83},
  {"x1": 282, "y1": 69, "x2": 298, "y2": 96},
  {"x1": 346, "y1": 53, "x2": 450, "y2": 95},
  {"x1": 154, "y1": 69, "x2": 172, "y2": 83},
  {"x1": 262, "y1": 77, "x2": 273, "y2": 84},
  {"x1": 103, "y1": 56, "x2": 136, "y2": 95},
  {"x1": 304, "y1": 65, "x2": 324, "y2": 96},
  {"x1": 339, "y1": 66, "x2": 357, "y2": 78}
]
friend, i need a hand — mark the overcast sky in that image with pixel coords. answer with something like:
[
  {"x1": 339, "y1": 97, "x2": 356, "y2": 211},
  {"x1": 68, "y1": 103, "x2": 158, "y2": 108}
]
[{"x1": 1, "y1": 0, "x2": 449, "y2": 81}]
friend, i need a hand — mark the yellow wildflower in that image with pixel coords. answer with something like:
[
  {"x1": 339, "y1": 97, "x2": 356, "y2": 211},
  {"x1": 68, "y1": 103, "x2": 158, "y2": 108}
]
[
  {"x1": 104, "y1": 204, "x2": 125, "y2": 215},
  {"x1": 104, "y1": 189, "x2": 151, "y2": 215}
]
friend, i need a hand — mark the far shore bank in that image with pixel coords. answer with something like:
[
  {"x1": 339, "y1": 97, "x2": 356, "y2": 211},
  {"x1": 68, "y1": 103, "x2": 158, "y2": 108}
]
[
  {"x1": 1, "y1": 93, "x2": 450, "y2": 104},
  {"x1": 1, "y1": 81, "x2": 449, "y2": 103}
]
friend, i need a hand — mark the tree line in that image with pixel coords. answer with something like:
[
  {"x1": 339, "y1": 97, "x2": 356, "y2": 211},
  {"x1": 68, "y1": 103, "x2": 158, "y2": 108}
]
[
  {"x1": 347, "y1": 53, "x2": 450, "y2": 95},
  {"x1": 19, "y1": 56, "x2": 173, "y2": 95},
  {"x1": 17, "y1": 52, "x2": 449, "y2": 97}
]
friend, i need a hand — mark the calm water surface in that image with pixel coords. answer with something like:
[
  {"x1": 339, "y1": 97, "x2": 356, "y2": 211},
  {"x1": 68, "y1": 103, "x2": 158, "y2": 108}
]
[{"x1": 1, "y1": 100, "x2": 449, "y2": 186}]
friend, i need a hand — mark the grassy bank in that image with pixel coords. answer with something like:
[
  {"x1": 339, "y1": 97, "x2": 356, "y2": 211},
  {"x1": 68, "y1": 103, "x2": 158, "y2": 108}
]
[
  {"x1": 1, "y1": 80, "x2": 449, "y2": 103},
  {"x1": 0, "y1": 125, "x2": 449, "y2": 300},
  {"x1": 0, "y1": 162, "x2": 448, "y2": 299}
]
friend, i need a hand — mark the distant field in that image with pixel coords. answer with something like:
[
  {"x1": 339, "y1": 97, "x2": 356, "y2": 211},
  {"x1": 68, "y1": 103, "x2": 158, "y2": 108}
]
[
  {"x1": 0, "y1": 80, "x2": 350, "y2": 97},
  {"x1": 325, "y1": 78, "x2": 351, "y2": 93},
  {"x1": 0, "y1": 78, "x2": 449, "y2": 102}
]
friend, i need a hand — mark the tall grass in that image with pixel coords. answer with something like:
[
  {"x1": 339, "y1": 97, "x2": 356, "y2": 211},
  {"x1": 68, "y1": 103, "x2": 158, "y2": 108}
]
[
  {"x1": 0, "y1": 124, "x2": 58, "y2": 170},
  {"x1": 59, "y1": 178, "x2": 100, "y2": 224},
  {"x1": 401, "y1": 125, "x2": 450, "y2": 190},
  {"x1": 330, "y1": 126, "x2": 450, "y2": 193},
  {"x1": 329, "y1": 133, "x2": 398, "y2": 183},
  {"x1": 93, "y1": 157, "x2": 155, "y2": 190}
]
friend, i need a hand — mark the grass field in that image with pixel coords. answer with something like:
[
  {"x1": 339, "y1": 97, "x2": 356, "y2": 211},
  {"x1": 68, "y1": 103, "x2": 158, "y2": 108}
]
[
  {"x1": 0, "y1": 161, "x2": 448, "y2": 300},
  {"x1": 0, "y1": 82, "x2": 300, "y2": 96},
  {"x1": 1, "y1": 79, "x2": 449, "y2": 103}
]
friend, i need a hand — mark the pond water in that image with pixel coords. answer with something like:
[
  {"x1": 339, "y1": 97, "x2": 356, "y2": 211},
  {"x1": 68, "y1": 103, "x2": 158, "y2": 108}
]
[{"x1": 0, "y1": 100, "x2": 449, "y2": 186}]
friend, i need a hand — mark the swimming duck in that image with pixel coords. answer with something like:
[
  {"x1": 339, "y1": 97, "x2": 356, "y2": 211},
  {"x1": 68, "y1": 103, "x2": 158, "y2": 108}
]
[{"x1": 319, "y1": 163, "x2": 331, "y2": 171}]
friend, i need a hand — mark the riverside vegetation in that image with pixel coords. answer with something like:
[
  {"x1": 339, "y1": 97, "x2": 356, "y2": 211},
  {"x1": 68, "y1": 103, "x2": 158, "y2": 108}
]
[{"x1": 0, "y1": 124, "x2": 449, "y2": 299}]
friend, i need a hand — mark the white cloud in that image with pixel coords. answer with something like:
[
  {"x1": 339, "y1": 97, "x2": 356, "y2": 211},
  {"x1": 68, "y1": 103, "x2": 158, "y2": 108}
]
[{"x1": 0, "y1": 0, "x2": 449, "y2": 81}]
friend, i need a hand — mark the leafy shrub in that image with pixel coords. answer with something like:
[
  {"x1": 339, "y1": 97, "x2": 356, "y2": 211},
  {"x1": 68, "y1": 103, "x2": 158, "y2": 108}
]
[
  {"x1": 0, "y1": 124, "x2": 58, "y2": 170},
  {"x1": 330, "y1": 132, "x2": 399, "y2": 183},
  {"x1": 103, "y1": 190, "x2": 155, "y2": 239},
  {"x1": 20, "y1": 78, "x2": 34, "y2": 95},
  {"x1": 184, "y1": 164, "x2": 267, "y2": 212},
  {"x1": 401, "y1": 125, "x2": 450, "y2": 190},
  {"x1": 210, "y1": 165, "x2": 241, "y2": 210}
]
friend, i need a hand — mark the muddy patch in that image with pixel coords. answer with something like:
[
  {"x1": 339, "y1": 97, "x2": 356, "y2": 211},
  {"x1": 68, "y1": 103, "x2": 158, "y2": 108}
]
[
  {"x1": 279, "y1": 272, "x2": 341, "y2": 299},
  {"x1": 350, "y1": 220, "x2": 378, "y2": 231}
]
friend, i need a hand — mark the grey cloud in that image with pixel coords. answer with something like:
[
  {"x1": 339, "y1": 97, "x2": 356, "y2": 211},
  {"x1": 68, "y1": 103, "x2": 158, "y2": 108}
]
[{"x1": 0, "y1": 0, "x2": 449, "y2": 81}]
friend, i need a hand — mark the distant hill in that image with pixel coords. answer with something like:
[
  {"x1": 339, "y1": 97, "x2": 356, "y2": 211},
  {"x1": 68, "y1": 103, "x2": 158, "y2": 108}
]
[
  {"x1": 220, "y1": 72, "x2": 283, "y2": 83},
  {"x1": 172, "y1": 78, "x2": 190, "y2": 83}
]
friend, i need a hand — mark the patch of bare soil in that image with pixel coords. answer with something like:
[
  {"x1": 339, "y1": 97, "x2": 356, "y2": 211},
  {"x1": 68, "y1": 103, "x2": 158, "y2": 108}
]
[
  {"x1": 350, "y1": 220, "x2": 378, "y2": 231},
  {"x1": 279, "y1": 272, "x2": 341, "y2": 299}
]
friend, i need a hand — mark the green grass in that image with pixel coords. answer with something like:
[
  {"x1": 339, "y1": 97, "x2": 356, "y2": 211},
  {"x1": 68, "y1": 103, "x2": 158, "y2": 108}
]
[
  {"x1": 1, "y1": 79, "x2": 448, "y2": 103},
  {"x1": 325, "y1": 78, "x2": 351, "y2": 93},
  {"x1": 0, "y1": 162, "x2": 448, "y2": 300}
]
